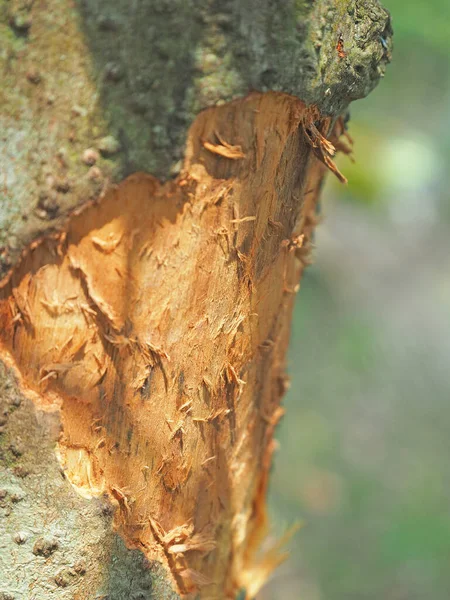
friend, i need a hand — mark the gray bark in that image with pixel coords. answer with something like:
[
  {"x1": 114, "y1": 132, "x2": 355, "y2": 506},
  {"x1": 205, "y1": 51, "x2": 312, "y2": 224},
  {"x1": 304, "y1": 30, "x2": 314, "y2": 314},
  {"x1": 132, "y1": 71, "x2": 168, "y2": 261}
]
[{"x1": 0, "y1": 1, "x2": 392, "y2": 598}]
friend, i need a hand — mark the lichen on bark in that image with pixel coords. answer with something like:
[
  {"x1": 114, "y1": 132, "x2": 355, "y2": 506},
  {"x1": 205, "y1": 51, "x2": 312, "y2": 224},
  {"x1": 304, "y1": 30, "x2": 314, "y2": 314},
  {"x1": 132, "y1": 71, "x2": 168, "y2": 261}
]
[{"x1": 0, "y1": 0, "x2": 392, "y2": 277}]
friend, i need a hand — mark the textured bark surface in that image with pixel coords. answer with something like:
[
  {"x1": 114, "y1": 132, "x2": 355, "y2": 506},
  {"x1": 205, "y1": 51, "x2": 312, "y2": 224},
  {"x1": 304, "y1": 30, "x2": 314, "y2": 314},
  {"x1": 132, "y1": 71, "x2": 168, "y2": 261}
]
[
  {"x1": 0, "y1": 0, "x2": 392, "y2": 277},
  {"x1": 0, "y1": 1, "x2": 392, "y2": 599}
]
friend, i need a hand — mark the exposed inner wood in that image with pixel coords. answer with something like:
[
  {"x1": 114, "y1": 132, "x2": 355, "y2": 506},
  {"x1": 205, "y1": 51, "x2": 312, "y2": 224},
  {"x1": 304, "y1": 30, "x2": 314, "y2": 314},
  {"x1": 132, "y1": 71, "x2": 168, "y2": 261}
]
[{"x1": 0, "y1": 92, "x2": 344, "y2": 598}]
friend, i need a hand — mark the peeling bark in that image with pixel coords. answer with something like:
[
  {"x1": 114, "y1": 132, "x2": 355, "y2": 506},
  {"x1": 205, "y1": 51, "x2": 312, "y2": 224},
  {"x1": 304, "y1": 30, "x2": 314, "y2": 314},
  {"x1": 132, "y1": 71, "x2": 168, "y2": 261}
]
[
  {"x1": 0, "y1": 1, "x2": 392, "y2": 599},
  {"x1": 0, "y1": 92, "x2": 335, "y2": 597}
]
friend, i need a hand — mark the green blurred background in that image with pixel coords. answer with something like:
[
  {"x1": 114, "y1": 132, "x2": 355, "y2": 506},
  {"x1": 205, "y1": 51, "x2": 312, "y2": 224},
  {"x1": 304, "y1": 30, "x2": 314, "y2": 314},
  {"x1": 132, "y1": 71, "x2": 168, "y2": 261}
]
[{"x1": 261, "y1": 1, "x2": 450, "y2": 599}]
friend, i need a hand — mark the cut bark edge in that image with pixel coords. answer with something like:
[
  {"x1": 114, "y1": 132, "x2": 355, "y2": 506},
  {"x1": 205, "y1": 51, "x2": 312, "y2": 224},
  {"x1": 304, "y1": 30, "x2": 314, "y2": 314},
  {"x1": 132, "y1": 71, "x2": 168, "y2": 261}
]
[{"x1": 0, "y1": 91, "x2": 351, "y2": 598}]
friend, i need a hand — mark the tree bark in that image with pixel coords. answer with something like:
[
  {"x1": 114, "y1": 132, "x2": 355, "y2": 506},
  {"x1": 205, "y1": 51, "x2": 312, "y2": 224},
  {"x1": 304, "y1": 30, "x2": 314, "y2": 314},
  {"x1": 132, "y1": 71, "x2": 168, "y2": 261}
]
[{"x1": 0, "y1": 1, "x2": 392, "y2": 599}]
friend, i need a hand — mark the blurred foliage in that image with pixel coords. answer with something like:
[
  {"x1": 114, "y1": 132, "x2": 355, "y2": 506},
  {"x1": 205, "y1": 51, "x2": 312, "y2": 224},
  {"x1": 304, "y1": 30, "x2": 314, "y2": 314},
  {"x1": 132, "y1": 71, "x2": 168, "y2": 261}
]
[
  {"x1": 329, "y1": 0, "x2": 450, "y2": 213},
  {"x1": 385, "y1": 0, "x2": 450, "y2": 52},
  {"x1": 262, "y1": 1, "x2": 450, "y2": 599}
]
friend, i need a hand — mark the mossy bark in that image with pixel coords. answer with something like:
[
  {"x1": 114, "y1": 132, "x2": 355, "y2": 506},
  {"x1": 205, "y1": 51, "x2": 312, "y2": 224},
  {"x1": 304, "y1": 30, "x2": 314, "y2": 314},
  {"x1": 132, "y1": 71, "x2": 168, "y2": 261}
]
[{"x1": 0, "y1": 1, "x2": 391, "y2": 599}]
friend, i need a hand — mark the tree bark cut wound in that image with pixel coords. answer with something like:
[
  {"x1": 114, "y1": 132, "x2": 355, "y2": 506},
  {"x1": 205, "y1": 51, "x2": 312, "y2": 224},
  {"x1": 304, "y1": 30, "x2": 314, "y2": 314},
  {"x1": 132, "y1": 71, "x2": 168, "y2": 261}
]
[{"x1": 0, "y1": 91, "x2": 348, "y2": 598}]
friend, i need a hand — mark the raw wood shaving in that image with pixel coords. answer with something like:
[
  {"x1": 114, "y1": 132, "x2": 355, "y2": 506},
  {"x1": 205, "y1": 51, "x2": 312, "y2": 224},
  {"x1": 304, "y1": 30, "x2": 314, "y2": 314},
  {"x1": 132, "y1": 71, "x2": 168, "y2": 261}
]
[
  {"x1": 203, "y1": 130, "x2": 245, "y2": 159},
  {"x1": 302, "y1": 106, "x2": 352, "y2": 184}
]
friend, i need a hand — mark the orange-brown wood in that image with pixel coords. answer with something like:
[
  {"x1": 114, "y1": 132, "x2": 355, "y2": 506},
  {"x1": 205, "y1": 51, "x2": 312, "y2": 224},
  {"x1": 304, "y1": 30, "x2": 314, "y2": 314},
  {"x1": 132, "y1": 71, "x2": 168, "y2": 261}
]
[{"x1": 0, "y1": 92, "x2": 342, "y2": 598}]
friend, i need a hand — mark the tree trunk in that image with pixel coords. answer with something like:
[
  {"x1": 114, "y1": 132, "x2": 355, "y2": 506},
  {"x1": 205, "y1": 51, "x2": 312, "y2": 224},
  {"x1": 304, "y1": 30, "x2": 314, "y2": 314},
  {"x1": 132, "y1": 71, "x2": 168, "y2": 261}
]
[{"x1": 0, "y1": 1, "x2": 392, "y2": 599}]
